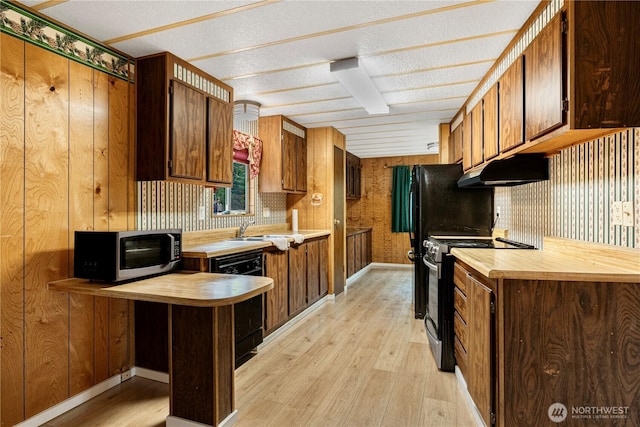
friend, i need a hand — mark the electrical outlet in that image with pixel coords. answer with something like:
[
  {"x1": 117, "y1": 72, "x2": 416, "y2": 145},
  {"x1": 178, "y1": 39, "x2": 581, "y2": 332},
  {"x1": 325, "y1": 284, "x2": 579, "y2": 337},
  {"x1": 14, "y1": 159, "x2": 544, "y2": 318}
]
[
  {"x1": 496, "y1": 206, "x2": 501, "y2": 218},
  {"x1": 263, "y1": 207, "x2": 271, "y2": 218},
  {"x1": 622, "y1": 201, "x2": 634, "y2": 227},
  {"x1": 198, "y1": 205, "x2": 205, "y2": 220},
  {"x1": 611, "y1": 201, "x2": 623, "y2": 225}
]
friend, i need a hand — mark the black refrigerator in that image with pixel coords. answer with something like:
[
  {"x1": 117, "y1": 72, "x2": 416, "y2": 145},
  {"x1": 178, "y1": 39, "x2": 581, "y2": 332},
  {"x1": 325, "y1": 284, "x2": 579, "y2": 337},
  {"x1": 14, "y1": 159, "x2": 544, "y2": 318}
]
[{"x1": 409, "y1": 164, "x2": 493, "y2": 319}]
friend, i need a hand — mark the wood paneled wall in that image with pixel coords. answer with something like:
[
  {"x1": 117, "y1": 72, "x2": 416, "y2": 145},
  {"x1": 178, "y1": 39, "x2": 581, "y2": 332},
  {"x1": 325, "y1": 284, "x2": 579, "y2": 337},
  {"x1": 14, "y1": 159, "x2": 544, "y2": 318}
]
[
  {"x1": 347, "y1": 154, "x2": 440, "y2": 265},
  {"x1": 287, "y1": 127, "x2": 346, "y2": 293},
  {"x1": 0, "y1": 33, "x2": 134, "y2": 425}
]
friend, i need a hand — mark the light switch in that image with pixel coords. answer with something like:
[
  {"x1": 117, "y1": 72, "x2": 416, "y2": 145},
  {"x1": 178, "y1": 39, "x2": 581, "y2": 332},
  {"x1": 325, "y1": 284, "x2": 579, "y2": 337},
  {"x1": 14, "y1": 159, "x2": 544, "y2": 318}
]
[
  {"x1": 611, "y1": 201, "x2": 623, "y2": 225},
  {"x1": 622, "y1": 201, "x2": 634, "y2": 227}
]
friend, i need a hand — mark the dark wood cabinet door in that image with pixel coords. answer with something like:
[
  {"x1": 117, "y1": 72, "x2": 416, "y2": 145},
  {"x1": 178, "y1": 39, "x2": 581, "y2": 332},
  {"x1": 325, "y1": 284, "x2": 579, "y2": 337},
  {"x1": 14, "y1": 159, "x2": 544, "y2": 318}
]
[
  {"x1": 470, "y1": 102, "x2": 484, "y2": 167},
  {"x1": 281, "y1": 130, "x2": 297, "y2": 191},
  {"x1": 264, "y1": 251, "x2": 288, "y2": 333},
  {"x1": 469, "y1": 276, "x2": 494, "y2": 427},
  {"x1": 288, "y1": 244, "x2": 307, "y2": 316},
  {"x1": 499, "y1": 57, "x2": 524, "y2": 152},
  {"x1": 170, "y1": 80, "x2": 205, "y2": 181},
  {"x1": 354, "y1": 233, "x2": 362, "y2": 272},
  {"x1": 206, "y1": 97, "x2": 233, "y2": 186},
  {"x1": 483, "y1": 84, "x2": 499, "y2": 161},
  {"x1": 525, "y1": 13, "x2": 565, "y2": 141},
  {"x1": 346, "y1": 235, "x2": 355, "y2": 278},
  {"x1": 462, "y1": 114, "x2": 472, "y2": 170},
  {"x1": 318, "y1": 238, "x2": 329, "y2": 297},
  {"x1": 306, "y1": 241, "x2": 321, "y2": 305},
  {"x1": 449, "y1": 124, "x2": 463, "y2": 163},
  {"x1": 354, "y1": 164, "x2": 361, "y2": 198},
  {"x1": 295, "y1": 134, "x2": 307, "y2": 192}
]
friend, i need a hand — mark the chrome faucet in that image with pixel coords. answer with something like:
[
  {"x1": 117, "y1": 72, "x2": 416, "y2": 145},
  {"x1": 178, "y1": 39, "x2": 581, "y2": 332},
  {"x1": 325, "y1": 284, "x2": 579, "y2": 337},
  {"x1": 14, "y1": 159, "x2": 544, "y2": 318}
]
[{"x1": 239, "y1": 220, "x2": 255, "y2": 238}]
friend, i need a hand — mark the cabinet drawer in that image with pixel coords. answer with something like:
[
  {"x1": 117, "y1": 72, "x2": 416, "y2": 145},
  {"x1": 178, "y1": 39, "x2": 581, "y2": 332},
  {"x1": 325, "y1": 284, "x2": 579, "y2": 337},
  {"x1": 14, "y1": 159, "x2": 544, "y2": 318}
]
[
  {"x1": 454, "y1": 286, "x2": 467, "y2": 320},
  {"x1": 453, "y1": 263, "x2": 468, "y2": 294},
  {"x1": 454, "y1": 311, "x2": 467, "y2": 350},
  {"x1": 454, "y1": 336, "x2": 468, "y2": 378}
]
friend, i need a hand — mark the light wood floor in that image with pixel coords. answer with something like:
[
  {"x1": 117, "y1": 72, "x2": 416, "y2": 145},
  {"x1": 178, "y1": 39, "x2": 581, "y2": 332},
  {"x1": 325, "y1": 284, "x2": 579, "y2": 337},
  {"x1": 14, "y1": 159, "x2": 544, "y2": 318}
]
[{"x1": 45, "y1": 267, "x2": 477, "y2": 427}]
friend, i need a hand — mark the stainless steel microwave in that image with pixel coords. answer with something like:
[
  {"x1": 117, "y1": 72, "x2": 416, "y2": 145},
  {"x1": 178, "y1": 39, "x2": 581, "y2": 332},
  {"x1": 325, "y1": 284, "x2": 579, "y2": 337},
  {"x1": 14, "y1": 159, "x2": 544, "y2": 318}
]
[{"x1": 74, "y1": 229, "x2": 182, "y2": 283}]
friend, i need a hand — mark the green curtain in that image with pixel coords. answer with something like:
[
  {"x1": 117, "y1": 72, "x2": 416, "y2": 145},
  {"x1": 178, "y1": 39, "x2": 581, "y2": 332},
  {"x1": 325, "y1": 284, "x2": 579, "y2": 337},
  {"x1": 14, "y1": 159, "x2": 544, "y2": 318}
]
[{"x1": 391, "y1": 165, "x2": 411, "y2": 233}]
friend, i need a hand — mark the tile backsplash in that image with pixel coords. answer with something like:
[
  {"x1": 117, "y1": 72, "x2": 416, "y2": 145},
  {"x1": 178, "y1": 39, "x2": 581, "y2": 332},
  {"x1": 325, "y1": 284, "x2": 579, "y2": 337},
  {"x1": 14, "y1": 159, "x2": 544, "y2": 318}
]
[{"x1": 496, "y1": 128, "x2": 639, "y2": 249}]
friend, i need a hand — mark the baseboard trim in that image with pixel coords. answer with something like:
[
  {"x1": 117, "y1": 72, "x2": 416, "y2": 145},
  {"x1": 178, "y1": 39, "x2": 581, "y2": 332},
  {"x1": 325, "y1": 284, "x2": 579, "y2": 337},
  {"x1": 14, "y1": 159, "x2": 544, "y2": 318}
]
[
  {"x1": 133, "y1": 366, "x2": 170, "y2": 384},
  {"x1": 166, "y1": 410, "x2": 238, "y2": 427},
  {"x1": 370, "y1": 262, "x2": 413, "y2": 269},
  {"x1": 13, "y1": 374, "x2": 123, "y2": 427},
  {"x1": 454, "y1": 366, "x2": 485, "y2": 427},
  {"x1": 261, "y1": 294, "x2": 329, "y2": 347}
]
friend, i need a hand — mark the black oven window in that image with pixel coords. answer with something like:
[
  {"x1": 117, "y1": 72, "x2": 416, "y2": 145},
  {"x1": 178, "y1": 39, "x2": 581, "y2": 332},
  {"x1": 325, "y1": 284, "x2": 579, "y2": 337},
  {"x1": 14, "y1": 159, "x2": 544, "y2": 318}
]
[{"x1": 121, "y1": 236, "x2": 170, "y2": 269}]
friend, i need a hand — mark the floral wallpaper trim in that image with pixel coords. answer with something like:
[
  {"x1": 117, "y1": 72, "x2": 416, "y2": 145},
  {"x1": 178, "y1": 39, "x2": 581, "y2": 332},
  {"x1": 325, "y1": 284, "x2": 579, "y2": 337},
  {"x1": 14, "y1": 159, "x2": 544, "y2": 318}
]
[{"x1": 0, "y1": 0, "x2": 133, "y2": 81}]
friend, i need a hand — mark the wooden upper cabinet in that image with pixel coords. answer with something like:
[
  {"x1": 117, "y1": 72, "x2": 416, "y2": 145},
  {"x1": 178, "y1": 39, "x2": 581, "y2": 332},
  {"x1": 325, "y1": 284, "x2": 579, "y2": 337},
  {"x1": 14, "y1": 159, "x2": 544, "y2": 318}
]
[
  {"x1": 470, "y1": 102, "x2": 483, "y2": 167},
  {"x1": 483, "y1": 84, "x2": 499, "y2": 161},
  {"x1": 136, "y1": 51, "x2": 234, "y2": 185},
  {"x1": 346, "y1": 151, "x2": 361, "y2": 199},
  {"x1": 295, "y1": 132, "x2": 307, "y2": 192},
  {"x1": 462, "y1": 114, "x2": 472, "y2": 171},
  {"x1": 207, "y1": 97, "x2": 233, "y2": 186},
  {"x1": 170, "y1": 80, "x2": 205, "y2": 181},
  {"x1": 499, "y1": 56, "x2": 524, "y2": 153},
  {"x1": 525, "y1": 13, "x2": 565, "y2": 141},
  {"x1": 282, "y1": 129, "x2": 297, "y2": 191},
  {"x1": 448, "y1": 122, "x2": 463, "y2": 164},
  {"x1": 572, "y1": 1, "x2": 640, "y2": 129},
  {"x1": 521, "y1": 2, "x2": 640, "y2": 153},
  {"x1": 258, "y1": 115, "x2": 307, "y2": 193}
]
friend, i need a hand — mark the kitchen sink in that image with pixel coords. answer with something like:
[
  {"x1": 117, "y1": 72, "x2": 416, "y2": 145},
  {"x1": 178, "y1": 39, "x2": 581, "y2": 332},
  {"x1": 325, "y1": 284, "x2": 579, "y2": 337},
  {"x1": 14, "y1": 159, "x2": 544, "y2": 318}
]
[{"x1": 228, "y1": 236, "x2": 266, "y2": 242}]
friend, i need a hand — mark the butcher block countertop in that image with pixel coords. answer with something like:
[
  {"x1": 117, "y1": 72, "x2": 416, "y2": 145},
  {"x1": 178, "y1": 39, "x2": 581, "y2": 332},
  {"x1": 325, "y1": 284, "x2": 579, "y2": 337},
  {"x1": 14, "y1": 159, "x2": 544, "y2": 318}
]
[
  {"x1": 451, "y1": 236, "x2": 640, "y2": 283},
  {"x1": 182, "y1": 229, "x2": 331, "y2": 258},
  {"x1": 49, "y1": 272, "x2": 274, "y2": 307}
]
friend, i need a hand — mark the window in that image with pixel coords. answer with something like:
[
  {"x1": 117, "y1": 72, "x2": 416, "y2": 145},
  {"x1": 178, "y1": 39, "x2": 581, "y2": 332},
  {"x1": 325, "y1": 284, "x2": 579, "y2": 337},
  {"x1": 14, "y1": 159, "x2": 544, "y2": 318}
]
[{"x1": 213, "y1": 161, "x2": 249, "y2": 214}]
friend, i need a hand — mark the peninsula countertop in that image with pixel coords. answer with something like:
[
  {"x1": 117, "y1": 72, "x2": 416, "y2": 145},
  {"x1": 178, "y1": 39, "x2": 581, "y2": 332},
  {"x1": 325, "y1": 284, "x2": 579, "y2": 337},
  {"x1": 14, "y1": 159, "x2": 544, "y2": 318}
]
[
  {"x1": 49, "y1": 272, "x2": 274, "y2": 307},
  {"x1": 451, "y1": 237, "x2": 640, "y2": 283}
]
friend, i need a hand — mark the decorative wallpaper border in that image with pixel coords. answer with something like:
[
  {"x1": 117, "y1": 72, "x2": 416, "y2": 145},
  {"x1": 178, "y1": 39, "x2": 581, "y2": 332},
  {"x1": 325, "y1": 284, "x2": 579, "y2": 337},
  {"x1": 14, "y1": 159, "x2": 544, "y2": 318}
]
[
  {"x1": 173, "y1": 61, "x2": 229, "y2": 102},
  {"x1": 0, "y1": 0, "x2": 133, "y2": 81}
]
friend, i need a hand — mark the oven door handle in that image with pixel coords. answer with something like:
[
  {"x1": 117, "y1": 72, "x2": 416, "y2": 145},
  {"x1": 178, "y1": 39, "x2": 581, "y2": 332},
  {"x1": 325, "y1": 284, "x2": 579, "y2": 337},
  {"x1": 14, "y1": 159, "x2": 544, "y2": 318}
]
[
  {"x1": 422, "y1": 255, "x2": 437, "y2": 270},
  {"x1": 422, "y1": 255, "x2": 440, "y2": 279}
]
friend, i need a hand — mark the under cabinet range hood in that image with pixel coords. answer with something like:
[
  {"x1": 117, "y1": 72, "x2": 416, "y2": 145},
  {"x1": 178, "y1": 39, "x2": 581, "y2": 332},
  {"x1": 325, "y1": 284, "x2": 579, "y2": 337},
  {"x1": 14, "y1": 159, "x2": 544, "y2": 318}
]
[{"x1": 457, "y1": 154, "x2": 549, "y2": 188}]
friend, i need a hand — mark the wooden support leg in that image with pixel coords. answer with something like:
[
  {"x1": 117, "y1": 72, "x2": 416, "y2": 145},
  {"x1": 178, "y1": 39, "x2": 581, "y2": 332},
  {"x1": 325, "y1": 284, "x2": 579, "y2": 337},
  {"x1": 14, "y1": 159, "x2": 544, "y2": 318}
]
[{"x1": 167, "y1": 304, "x2": 235, "y2": 427}]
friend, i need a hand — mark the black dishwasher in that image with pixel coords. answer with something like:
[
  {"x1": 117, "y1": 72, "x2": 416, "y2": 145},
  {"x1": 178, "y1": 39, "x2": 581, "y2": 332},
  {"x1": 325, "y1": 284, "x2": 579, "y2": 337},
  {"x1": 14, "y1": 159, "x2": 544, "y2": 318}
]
[{"x1": 209, "y1": 249, "x2": 264, "y2": 368}]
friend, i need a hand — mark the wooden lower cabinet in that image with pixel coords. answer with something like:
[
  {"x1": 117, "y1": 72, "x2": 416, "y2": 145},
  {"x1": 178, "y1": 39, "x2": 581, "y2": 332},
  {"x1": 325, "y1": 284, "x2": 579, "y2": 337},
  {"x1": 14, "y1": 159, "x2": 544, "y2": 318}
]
[
  {"x1": 288, "y1": 244, "x2": 307, "y2": 317},
  {"x1": 263, "y1": 250, "x2": 289, "y2": 333},
  {"x1": 346, "y1": 228, "x2": 372, "y2": 278},
  {"x1": 264, "y1": 236, "x2": 329, "y2": 335},
  {"x1": 454, "y1": 259, "x2": 640, "y2": 427},
  {"x1": 454, "y1": 262, "x2": 495, "y2": 426}
]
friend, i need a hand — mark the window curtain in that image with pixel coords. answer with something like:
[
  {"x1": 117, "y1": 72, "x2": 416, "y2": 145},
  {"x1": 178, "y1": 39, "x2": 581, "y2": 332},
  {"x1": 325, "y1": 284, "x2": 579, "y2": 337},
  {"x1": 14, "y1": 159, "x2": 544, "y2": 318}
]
[
  {"x1": 233, "y1": 130, "x2": 263, "y2": 178},
  {"x1": 391, "y1": 165, "x2": 412, "y2": 233}
]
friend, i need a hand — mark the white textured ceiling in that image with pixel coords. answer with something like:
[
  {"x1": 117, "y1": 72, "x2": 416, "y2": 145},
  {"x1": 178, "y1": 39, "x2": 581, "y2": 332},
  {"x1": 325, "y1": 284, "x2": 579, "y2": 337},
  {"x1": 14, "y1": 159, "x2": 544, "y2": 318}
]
[{"x1": 18, "y1": 0, "x2": 539, "y2": 159}]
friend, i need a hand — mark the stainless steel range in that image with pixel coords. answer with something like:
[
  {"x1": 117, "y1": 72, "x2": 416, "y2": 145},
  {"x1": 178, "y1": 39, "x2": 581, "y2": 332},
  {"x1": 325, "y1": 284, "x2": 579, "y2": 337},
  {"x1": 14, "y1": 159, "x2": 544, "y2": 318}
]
[{"x1": 422, "y1": 236, "x2": 535, "y2": 371}]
